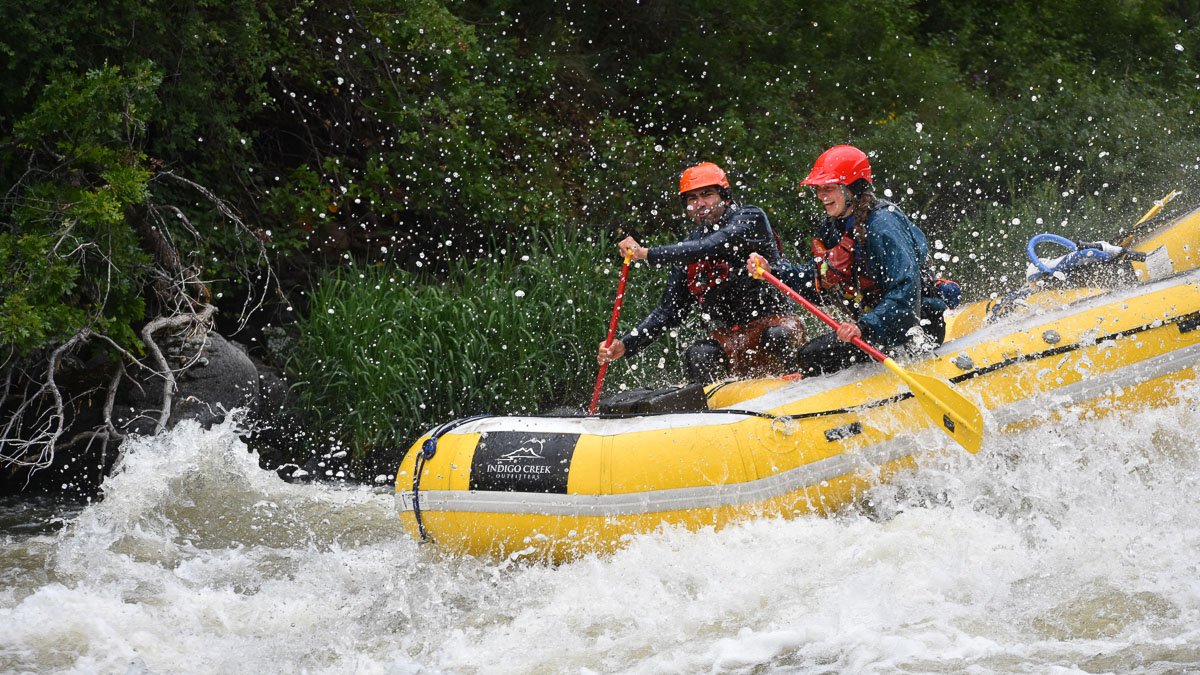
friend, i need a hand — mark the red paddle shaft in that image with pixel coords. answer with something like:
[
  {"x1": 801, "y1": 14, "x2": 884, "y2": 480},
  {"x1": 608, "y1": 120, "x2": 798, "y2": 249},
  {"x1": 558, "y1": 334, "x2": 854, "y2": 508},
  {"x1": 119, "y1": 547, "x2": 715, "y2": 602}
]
[{"x1": 589, "y1": 255, "x2": 632, "y2": 414}]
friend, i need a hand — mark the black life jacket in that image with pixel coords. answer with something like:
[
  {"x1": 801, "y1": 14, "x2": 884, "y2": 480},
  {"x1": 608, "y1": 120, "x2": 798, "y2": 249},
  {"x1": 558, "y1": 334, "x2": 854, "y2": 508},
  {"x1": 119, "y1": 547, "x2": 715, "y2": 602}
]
[{"x1": 685, "y1": 225, "x2": 785, "y2": 302}]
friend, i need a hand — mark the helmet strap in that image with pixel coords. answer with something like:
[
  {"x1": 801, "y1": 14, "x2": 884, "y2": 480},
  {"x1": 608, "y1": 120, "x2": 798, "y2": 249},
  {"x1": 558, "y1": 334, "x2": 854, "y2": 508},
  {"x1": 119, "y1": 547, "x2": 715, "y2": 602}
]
[{"x1": 836, "y1": 185, "x2": 854, "y2": 219}]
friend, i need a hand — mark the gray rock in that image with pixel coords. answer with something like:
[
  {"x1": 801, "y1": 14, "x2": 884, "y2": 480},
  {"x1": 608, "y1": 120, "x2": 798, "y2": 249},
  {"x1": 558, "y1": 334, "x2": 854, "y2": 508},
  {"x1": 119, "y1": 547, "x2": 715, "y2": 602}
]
[
  {"x1": 171, "y1": 334, "x2": 260, "y2": 428},
  {"x1": 114, "y1": 331, "x2": 260, "y2": 435}
]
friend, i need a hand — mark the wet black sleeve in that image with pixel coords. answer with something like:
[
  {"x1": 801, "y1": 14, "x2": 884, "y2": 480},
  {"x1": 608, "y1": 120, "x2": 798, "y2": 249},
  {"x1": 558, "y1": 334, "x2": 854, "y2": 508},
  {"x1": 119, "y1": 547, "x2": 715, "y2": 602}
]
[{"x1": 648, "y1": 208, "x2": 777, "y2": 266}]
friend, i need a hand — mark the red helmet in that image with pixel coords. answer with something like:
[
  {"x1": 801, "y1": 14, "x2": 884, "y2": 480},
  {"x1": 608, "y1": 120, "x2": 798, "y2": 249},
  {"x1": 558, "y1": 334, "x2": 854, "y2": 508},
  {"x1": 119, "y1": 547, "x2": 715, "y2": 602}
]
[
  {"x1": 800, "y1": 145, "x2": 872, "y2": 187},
  {"x1": 679, "y1": 162, "x2": 730, "y2": 194}
]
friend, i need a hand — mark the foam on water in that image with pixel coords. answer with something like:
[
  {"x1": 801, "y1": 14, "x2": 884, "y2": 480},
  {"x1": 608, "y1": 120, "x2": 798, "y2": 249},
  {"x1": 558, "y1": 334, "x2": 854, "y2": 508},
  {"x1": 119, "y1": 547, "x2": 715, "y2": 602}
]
[{"x1": 3, "y1": 389, "x2": 1200, "y2": 674}]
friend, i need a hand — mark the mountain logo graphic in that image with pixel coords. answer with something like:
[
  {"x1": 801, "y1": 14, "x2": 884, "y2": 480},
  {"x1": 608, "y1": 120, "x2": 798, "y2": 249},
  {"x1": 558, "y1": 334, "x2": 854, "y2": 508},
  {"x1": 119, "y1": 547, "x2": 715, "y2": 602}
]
[
  {"x1": 497, "y1": 439, "x2": 546, "y2": 462},
  {"x1": 470, "y1": 431, "x2": 578, "y2": 494}
]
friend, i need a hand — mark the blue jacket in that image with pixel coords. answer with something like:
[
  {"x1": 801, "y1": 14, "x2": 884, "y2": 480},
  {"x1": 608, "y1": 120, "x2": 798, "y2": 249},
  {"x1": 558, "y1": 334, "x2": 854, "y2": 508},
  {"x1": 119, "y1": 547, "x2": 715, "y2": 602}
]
[
  {"x1": 620, "y1": 204, "x2": 792, "y2": 357},
  {"x1": 776, "y1": 200, "x2": 933, "y2": 347}
]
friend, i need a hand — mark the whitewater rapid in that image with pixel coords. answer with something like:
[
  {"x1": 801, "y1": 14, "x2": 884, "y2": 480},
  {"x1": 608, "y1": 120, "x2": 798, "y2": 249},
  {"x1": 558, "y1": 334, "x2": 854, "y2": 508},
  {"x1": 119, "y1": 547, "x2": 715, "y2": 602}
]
[{"x1": 3, "y1": 387, "x2": 1200, "y2": 674}]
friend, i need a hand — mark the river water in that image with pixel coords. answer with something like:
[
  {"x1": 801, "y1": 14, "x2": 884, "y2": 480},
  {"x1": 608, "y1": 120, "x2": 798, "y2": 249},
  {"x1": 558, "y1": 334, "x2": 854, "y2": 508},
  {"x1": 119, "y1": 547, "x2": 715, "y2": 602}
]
[{"x1": 2, "y1": 387, "x2": 1200, "y2": 675}]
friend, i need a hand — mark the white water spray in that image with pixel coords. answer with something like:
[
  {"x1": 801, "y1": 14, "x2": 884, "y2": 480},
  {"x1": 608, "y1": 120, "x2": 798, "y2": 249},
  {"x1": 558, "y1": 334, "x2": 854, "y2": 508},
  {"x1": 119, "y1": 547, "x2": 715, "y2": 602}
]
[{"x1": 3, "y1": 391, "x2": 1200, "y2": 673}]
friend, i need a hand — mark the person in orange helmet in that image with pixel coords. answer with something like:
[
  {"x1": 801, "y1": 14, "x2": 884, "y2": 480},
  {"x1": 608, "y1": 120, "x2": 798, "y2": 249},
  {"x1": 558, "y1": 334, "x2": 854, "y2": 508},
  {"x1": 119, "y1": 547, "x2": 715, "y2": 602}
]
[
  {"x1": 747, "y1": 145, "x2": 957, "y2": 376},
  {"x1": 597, "y1": 162, "x2": 805, "y2": 383}
]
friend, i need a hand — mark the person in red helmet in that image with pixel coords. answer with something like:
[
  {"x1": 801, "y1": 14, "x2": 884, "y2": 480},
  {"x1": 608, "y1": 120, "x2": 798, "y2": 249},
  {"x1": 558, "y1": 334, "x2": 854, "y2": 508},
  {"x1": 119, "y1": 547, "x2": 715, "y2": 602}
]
[
  {"x1": 747, "y1": 145, "x2": 956, "y2": 376},
  {"x1": 597, "y1": 162, "x2": 805, "y2": 383}
]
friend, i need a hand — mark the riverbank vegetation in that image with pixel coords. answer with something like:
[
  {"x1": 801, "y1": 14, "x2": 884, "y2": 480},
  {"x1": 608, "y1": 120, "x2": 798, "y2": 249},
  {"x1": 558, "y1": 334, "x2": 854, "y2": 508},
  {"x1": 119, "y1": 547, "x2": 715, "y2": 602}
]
[{"x1": 3, "y1": 1, "x2": 1198, "y2": 474}]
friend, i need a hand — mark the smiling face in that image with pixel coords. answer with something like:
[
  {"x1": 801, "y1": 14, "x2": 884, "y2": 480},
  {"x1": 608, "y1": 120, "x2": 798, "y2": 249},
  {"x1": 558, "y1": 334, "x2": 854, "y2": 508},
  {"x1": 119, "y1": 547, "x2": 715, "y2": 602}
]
[
  {"x1": 814, "y1": 184, "x2": 850, "y2": 218},
  {"x1": 682, "y1": 185, "x2": 727, "y2": 226}
]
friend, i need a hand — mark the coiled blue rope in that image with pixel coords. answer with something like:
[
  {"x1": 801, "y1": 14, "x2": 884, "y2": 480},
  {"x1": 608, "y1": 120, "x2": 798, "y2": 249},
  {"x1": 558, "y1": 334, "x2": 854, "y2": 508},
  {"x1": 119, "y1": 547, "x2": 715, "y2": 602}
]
[{"x1": 1026, "y1": 233, "x2": 1113, "y2": 280}]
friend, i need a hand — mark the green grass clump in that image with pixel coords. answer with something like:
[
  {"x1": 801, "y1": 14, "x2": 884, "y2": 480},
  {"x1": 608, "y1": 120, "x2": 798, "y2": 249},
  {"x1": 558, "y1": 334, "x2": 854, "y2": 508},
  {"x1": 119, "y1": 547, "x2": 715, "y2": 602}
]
[{"x1": 286, "y1": 227, "x2": 693, "y2": 458}]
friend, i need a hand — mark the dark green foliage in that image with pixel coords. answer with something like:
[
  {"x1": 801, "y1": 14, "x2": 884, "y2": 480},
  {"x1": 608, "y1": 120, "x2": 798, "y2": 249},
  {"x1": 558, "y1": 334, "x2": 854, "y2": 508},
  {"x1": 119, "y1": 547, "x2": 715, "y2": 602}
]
[
  {"x1": 1, "y1": 64, "x2": 160, "y2": 353},
  {"x1": 4, "y1": 0, "x2": 1200, "y2": 461},
  {"x1": 287, "y1": 227, "x2": 686, "y2": 455}
]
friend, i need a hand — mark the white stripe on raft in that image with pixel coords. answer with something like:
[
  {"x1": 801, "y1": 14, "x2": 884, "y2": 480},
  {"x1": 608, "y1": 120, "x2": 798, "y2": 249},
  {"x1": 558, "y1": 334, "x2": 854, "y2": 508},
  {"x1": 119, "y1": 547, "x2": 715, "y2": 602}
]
[
  {"x1": 398, "y1": 430, "x2": 923, "y2": 516},
  {"x1": 989, "y1": 340, "x2": 1200, "y2": 427},
  {"x1": 398, "y1": 339, "x2": 1200, "y2": 517}
]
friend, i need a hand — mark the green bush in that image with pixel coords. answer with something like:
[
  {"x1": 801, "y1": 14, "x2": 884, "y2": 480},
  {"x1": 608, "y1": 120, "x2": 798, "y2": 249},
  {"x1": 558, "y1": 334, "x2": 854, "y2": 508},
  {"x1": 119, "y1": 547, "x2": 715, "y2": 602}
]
[
  {"x1": 1, "y1": 64, "x2": 160, "y2": 353},
  {"x1": 286, "y1": 226, "x2": 698, "y2": 455},
  {"x1": 7, "y1": 0, "x2": 1200, "y2": 468}
]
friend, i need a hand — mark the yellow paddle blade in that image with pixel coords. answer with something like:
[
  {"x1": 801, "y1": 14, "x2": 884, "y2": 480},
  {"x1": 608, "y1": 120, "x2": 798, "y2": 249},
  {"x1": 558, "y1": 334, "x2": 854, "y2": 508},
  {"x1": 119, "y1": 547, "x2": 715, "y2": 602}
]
[
  {"x1": 1117, "y1": 190, "x2": 1181, "y2": 248},
  {"x1": 882, "y1": 359, "x2": 983, "y2": 454},
  {"x1": 1133, "y1": 189, "x2": 1180, "y2": 227}
]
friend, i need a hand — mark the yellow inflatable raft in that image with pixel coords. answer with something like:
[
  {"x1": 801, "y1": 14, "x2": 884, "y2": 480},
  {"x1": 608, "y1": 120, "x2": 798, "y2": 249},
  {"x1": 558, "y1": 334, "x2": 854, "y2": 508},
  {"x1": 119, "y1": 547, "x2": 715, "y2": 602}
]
[{"x1": 396, "y1": 197, "x2": 1200, "y2": 562}]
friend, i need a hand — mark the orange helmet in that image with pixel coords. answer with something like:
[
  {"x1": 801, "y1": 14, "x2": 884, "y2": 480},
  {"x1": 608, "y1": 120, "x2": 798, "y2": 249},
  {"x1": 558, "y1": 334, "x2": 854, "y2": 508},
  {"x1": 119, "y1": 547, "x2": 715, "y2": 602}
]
[
  {"x1": 800, "y1": 145, "x2": 872, "y2": 191},
  {"x1": 679, "y1": 162, "x2": 730, "y2": 194}
]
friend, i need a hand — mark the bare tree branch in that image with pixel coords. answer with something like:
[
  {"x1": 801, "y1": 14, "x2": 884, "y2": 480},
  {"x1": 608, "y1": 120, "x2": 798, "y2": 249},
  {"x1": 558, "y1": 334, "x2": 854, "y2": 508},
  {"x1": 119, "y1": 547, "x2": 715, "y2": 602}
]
[
  {"x1": 155, "y1": 169, "x2": 280, "y2": 332},
  {"x1": 0, "y1": 299, "x2": 214, "y2": 476},
  {"x1": 0, "y1": 330, "x2": 91, "y2": 470},
  {"x1": 141, "y1": 303, "x2": 217, "y2": 432}
]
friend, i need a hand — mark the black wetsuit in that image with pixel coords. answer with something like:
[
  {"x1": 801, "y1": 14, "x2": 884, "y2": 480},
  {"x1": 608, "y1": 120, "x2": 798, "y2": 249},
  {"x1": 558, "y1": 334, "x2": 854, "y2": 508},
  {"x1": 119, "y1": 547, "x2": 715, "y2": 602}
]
[{"x1": 619, "y1": 204, "x2": 796, "y2": 380}]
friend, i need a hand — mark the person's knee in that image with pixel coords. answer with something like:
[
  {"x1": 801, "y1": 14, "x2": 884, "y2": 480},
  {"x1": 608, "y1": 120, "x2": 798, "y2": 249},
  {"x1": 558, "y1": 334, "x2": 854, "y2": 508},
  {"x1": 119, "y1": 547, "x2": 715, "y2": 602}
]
[
  {"x1": 795, "y1": 332, "x2": 858, "y2": 376},
  {"x1": 761, "y1": 325, "x2": 799, "y2": 361},
  {"x1": 685, "y1": 340, "x2": 727, "y2": 383}
]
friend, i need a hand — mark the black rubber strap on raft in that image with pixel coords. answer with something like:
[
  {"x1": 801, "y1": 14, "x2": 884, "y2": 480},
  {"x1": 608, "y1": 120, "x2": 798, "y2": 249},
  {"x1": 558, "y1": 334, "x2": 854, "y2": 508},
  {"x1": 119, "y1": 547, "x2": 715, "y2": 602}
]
[
  {"x1": 411, "y1": 414, "x2": 491, "y2": 543},
  {"x1": 593, "y1": 407, "x2": 852, "y2": 422},
  {"x1": 593, "y1": 307, "x2": 1200, "y2": 423}
]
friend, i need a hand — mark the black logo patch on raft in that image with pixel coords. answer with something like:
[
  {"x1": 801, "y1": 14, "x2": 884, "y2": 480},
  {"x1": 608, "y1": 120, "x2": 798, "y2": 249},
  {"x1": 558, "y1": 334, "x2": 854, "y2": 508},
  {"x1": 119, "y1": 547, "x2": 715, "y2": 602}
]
[{"x1": 469, "y1": 431, "x2": 578, "y2": 493}]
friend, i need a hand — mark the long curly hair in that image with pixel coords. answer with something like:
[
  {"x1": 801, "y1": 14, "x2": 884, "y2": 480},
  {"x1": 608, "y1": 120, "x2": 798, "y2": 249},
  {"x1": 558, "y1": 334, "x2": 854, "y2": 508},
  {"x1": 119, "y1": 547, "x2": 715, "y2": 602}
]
[{"x1": 848, "y1": 183, "x2": 877, "y2": 238}]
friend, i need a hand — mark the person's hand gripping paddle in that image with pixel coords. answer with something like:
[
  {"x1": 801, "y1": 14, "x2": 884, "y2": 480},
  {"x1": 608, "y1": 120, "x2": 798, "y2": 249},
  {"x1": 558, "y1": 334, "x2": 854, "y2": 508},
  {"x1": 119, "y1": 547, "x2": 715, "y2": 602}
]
[
  {"x1": 589, "y1": 253, "x2": 632, "y2": 415},
  {"x1": 752, "y1": 259, "x2": 983, "y2": 453}
]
